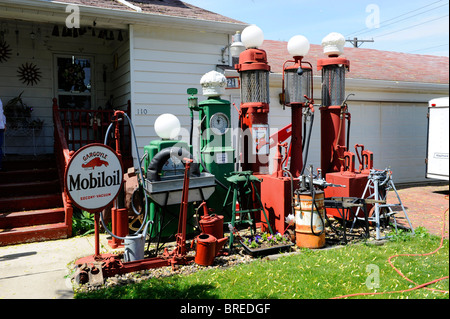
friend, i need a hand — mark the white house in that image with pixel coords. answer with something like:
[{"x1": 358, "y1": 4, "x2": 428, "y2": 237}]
[{"x1": 0, "y1": 0, "x2": 448, "y2": 184}]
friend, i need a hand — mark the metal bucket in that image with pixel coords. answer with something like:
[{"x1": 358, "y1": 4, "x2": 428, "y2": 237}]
[
  {"x1": 123, "y1": 221, "x2": 151, "y2": 262},
  {"x1": 294, "y1": 191, "x2": 326, "y2": 249}
]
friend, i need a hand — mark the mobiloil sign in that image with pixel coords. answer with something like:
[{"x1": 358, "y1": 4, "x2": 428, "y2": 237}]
[{"x1": 65, "y1": 143, "x2": 123, "y2": 212}]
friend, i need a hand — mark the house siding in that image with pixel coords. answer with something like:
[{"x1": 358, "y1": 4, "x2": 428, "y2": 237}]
[{"x1": 129, "y1": 24, "x2": 231, "y2": 158}]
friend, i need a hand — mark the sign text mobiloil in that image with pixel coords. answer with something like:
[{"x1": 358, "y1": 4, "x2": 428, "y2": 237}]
[{"x1": 65, "y1": 144, "x2": 123, "y2": 212}]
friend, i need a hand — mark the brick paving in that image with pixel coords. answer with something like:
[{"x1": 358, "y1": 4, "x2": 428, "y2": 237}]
[{"x1": 387, "y1": 183, "x2": 449, "y2": 238}]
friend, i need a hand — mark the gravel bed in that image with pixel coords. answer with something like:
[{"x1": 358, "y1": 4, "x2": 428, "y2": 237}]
[{"x1": 70, "y1": 222, "x2": 397, "y2": 294}]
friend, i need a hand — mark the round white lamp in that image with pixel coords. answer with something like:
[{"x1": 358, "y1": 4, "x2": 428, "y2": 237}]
[
  {"x1": 154, "y1": 113, "x2": 180, "y2": 140},
  {"x1": 321, "y1": 32, "x2": 346, "y2": 57},
  {"x1": 241, "y1": 25, "x2": 264, "y2": 49},
  {"x1": 287, "y1": 35, "x2": 310, "y2": 57}
]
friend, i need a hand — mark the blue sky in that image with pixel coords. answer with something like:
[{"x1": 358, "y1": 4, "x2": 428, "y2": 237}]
[{"x1": 185, "y1": 0, "x2": 449, "y2": 56}]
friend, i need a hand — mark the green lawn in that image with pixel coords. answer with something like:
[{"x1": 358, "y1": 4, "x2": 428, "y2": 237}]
[{"x1": 75, "y1": 227, "x2": 449, "y2": 299}]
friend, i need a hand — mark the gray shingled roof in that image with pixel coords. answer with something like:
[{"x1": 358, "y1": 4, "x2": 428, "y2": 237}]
[{"x1": 52, "y1": 0, "x2": 244, "y2": 24}]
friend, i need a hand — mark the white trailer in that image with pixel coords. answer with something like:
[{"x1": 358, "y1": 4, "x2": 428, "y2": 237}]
[{"x1": 426, "y1": 97, "x2": 449, "y2": 181}]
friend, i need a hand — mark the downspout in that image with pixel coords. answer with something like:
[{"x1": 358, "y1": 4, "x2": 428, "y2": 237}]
[{"x1": 116, "y1": 0, "x2": 142, "y2": 12}]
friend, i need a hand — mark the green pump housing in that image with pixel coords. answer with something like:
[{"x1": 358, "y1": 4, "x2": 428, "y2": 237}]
[
  {"x1": 143, "y1": 139, "x2": 196, "y2": 239},
  {"x1": 196, "y1": 96, "x2": 235, "y2": 219}
]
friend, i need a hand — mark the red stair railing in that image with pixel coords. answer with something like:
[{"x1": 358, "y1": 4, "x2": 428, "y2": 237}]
[
  {"x1": 52, "y1": 98, "x2": 132, "y2": 236},
  {"x1": 53, "y1": 98, "x2": 74, "y2": 236}
]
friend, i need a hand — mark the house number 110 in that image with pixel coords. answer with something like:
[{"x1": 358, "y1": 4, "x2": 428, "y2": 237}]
[{"x1": 137, "y1": 108, "x2": 148, "y2": 115}]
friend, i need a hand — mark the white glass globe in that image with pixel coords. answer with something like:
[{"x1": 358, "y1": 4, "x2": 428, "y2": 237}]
[
  {"x1": 287, "y1": 35, "x2": 310, "y2": 57},
  {"x1": 154, "y1": 113, "x2": 180, "y2": 140},
  {"x1": 321, "y1": 32, "x2": 346, "y2": 56},
  {"x1": 241, "y1": 25, "x2": 264, "y2": 49}
]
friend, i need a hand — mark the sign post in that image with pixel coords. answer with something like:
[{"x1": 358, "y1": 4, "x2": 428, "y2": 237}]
[{"x1": 65, "y1": 143, "x2": 123, "y2": 261}]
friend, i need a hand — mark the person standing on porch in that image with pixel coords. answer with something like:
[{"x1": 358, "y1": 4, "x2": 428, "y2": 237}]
[{"x1": 0, "y1": 98, "x2": 6, "y2": 171}]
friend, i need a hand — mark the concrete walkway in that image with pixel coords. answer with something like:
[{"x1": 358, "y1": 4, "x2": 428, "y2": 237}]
[
  {"x1": 0, "y1": 183, "x2": 448, "y2": 299},
  {"x1": 0, "y1": 233, "x2": 117, "y2": 299}
]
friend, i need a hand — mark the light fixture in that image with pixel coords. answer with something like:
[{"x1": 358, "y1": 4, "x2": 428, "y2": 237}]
[
  {"x1": 282, "y1": 35, "x2": 313, "y2": 106},
  {"x1": 200, "y1": 70, "x2": 227, "y2": 98},
  {"x1": 317, "y1": 32, "x2": 350, "y2": 107},
  {"x1": 287, "y1": 35, "x2": 310, "y2": 58},
  {"x1": 221, "y1": 30, "x2": 246, "y2": 64},
  {"x1": 321, "y1": 32, "x2": 345, "y2": 57},
  {"x1": 118, "y1": 30, "x2": 124, "y2": 41},
  {"x1": 241, "y1": 24, "x2": 264, "y2": 49},
  {"x1": 230, "y1": 31, "x2": 245, "y2": 58},
  {"x1": 154, "y1": 113, "x2": 181, "y2": 140}
]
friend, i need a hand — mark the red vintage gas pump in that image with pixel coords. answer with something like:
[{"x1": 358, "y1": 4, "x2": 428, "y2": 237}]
[
  {"x1": 235, "y1": 29, "x2": 315, "y2": 235},
  {"x1": 235, "y1": 25, "x2": 271, "y2": 175},
  {"x1": 282, "y1": 35, "x2": 314, "y2": 177},
  {"x1": 318, "y1": 32, "x2": 374, "y2": 220}
]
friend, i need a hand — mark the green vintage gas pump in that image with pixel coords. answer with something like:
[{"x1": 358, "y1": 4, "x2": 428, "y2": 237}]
[
  {"x1": 142, "y1": 114, "x2": 195, "y2": 240},
  {"x1": 189, "y1": 70, "x2": 235, "y2": 219}
]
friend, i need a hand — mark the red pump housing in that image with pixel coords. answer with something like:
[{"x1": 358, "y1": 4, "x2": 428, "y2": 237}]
[
  {"x1": 235, "y1": 48, "x2": 271, "y2": 175},
  {"x1": 318, "y1": 56, "x2": 374, "y2": 220}
]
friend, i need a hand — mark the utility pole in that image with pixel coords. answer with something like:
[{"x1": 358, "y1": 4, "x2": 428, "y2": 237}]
[{"x1": 346, "y1": 37, "x2": 374, "y2": 48}]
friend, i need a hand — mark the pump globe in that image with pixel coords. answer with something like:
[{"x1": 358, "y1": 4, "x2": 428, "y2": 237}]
[
  {"x1": 287, "y1": 35, "x2": 310, "y2": 57},
  {"x1": 321, "y1": 32, "x2": 346, "y2": 57},
  {"x1": 154, "y1": 113, "x2": 180, "y2": 140},
  {"x1": 241, "y1": 25, "x2": 264, "y2": 49}
]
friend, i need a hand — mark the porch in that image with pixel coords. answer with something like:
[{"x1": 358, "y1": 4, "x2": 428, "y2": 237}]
[{"x1": 0, "y1": 17, "x2": 133, "y2": 245}]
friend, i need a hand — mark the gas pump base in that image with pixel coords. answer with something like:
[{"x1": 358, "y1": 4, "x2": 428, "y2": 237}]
[
  {"x1": 75, "y1": 255, "x2": 195, "y2": 283},
  {"x1": 257, "y1": 175, "x2": 294, "y2": 235},
  {"x1": 324, "y1": 171, "x2": 369, "y2": 220}
]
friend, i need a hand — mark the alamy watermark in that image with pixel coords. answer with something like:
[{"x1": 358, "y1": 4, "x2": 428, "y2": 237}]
[
  {"x1": 65, "y1": 4, "x2": 80, "y2": 29},
  {"x1": 365, "y1": 264, "x2": 380, "y2": 289},
  {"x1": 365, "y1": 4, "x2": 380, "y2": 29}
]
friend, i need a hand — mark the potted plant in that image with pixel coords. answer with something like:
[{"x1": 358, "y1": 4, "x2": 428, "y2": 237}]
[
  {"x1": 240, "y1": 231, "x2": 294, "y2": 257},
  {"x1": 4, "y1": 92, "x2": 44, "y2": 130}
]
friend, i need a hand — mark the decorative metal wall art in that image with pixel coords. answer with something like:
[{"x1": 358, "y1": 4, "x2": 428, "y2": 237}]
[
  {"x1": 0, "y1": 40, "x2": 12, "y2": 63},
  {"x1": 17, "y1": 62, "x2": 42, "y2": 86}
]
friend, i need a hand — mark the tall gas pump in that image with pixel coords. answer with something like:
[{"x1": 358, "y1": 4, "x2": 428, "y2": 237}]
[
  {"x1": 234, "y1": 27, "x2": 316, "y2": 235},
  {"x1": 192, "y1": 71, "x2": 235, "y2": 218},
  {"x1": 282, "y1": 35, "x2": 314, "y2": 177},
  {"x1": 235, "y1": 25, "x2": 271, "y2": 175},
  {"x1": 318, "y1": 32, "x2": 374, "y2": 220}
]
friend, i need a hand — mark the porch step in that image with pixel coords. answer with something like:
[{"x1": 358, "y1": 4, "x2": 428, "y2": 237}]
[
  {"x1": 0, "y1": 223, "x2": 69, "y2": 246},
  {"x1": 0, "y1": 167, "x2": 59, "y2": 184},
  {"x1": 0, "y1": 194, "x2": 63, "y2": 213},
  {"x1": 2, "y1": 154, "x2": 56, "y2": 171},
  {"x1": 0, "y1": 208, "x2": 65, "y2": 229},
  {"x1": 0, "y1": 179, "x2": 61, "y2": 197},
  {"x1": 0, "y1": 154, "x2": 68, "y2": 246}
]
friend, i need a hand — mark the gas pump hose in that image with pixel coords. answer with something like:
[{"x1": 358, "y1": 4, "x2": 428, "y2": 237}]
[
  {"x1": 301, "y1": 110, "x2": 314, "y2": 176},
  {"x1": 104, "y1": 112, "x2": 149, "y2": 236}
]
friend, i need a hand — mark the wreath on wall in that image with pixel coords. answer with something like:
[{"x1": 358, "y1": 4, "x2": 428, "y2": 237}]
[
  {"x1": 60, "y1": 60, "x2": 87, "y2": 92},
  {"x1": 17, "y1": 62, "x2": 42, "y2": 86}
]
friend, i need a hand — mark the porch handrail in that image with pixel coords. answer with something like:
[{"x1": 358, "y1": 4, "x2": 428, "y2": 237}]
[{"x1": 52, "y1": 98, "x2": 73, "y2": 236}]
